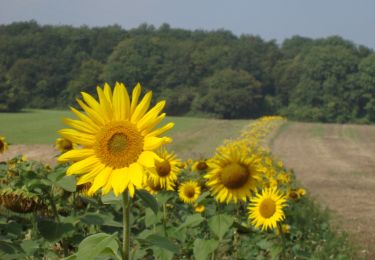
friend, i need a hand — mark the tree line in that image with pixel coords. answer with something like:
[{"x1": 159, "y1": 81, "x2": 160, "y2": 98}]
[{"x1": 0, "y1": 21, "x2": 374, "y2": 123}]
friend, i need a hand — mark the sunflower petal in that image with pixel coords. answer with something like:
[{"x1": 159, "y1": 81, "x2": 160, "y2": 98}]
[
  {"x1": 129, "y1": 163, "x2": 144, "y2": 188},
  {"x1": 66, "y1": 156, "x2": 100, "y2": 175},
  {"x1": 58, "y1": 149, "x2": 95, "y2": 162},
  {"x1": 88, "y1": 167, "x2": 112, "y2": 195},
  {"x1": 59, "y1": 129, "x2": 95, "y2": 147},
  {"x1": 143, "y1": 136, "x2": 171, "y2": 151},
  {"x1": 131, "y1": 91, "x2": 152, "y2": 123},
  {"x1": 138, "y1": 151, "x2": 161, "y2": 168},
  {"x1": 146, "y1": 122, "x2": 174, "y2": 137},
  {"x1": 130, "y1": 83, "x2": 141, "y2": 115},
  {"x1": 111, "y1": 168, "x2": 130, "y2": 196}
]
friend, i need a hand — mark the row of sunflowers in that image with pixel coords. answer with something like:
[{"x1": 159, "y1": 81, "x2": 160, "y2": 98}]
[{"x1": 0, "y1": 83, "x2": 351, "y2": 259}]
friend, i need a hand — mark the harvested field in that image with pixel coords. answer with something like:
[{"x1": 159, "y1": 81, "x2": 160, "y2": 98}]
[{"x1": 271, "y1": 122, "x2": 375, "y2": 258}]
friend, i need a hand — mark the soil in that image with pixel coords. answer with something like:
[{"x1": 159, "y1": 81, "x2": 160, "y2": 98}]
[
  {"x1": 0, "y1": 144, "x2": 58, "y2": 166},
  {"x1": 271, "y1": 122, "x2": 375, "y2": 258}
]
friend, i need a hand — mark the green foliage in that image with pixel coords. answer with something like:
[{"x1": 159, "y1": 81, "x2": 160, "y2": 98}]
[
  {"x1": 0, "y1": 155, "x2": 356, "y2": 259},
  {"x1": 0, "y1": 21, "x2": 373, "y2": 122}
]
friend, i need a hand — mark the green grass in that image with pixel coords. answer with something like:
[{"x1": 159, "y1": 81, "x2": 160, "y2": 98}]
[{"x1": 0, "y1": 109, "x2": 250, "y2": 159}]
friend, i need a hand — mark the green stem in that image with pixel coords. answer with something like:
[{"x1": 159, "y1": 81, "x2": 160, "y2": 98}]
[
  {"x1": 277, "y1": 223, "x2": 287, "y2": 260},
  {"x1": 122, "y1": 190, "x2": 130, "y2": 260}
]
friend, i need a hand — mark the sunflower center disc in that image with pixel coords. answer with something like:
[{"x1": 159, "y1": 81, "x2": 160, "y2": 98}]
[
  {"x1": 108, "y1": 133, "x2": 128, "y2": 154},
  {"x1": 155, "y1": 160, "x2": 171, "y2": 177},
  {"x1": 259, "y1": 198, "x2": 276, "y2": 218},
  {"x1": 196, "y1": 161, "x2": 208, "y2": 170},
  {"x1": 95, "y1": 121, "x2": 144, "y2": 169},
  {"x1": 184, "y1": 186, "x2": 196, "y2": 198},
  {"x1": 220, "y1": 163, "x2": 249, "y2": 189}
]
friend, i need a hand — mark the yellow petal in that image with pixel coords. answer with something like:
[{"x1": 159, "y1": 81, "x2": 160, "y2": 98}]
[
  {"x1": 140, "y1": 113, "x2": 166, "y2": 135},
  {"x1": 59, "y1": 129, "x2": 95, "y2": 147},
  {"x1": 137, "y1": 151, "x2": 161, "y2": 168},
  {"x1": 143, "y1": 136, "x2": 171, "y2": 151},
  {"x1": 137, "y1": 100, "x2": 166, "y2": 131},
  {"x1": 70, "y1": 106, "x2": 100, "y2": 131},
  {"x1": 103, "y1": 82, "x2": 113, "y2": 102},
  {"x1": 129, "y1": 163, "x2": 144, "y2": 188},
  {"x1": 128, "y1": 184, "x2": 135, "y2": 197},
  {"x1": 63, "y1": 118, "x2": 97, "y2": 134},
  {"x1": 58, "y1": 149, "x2": 95, "y2": 162},
  {"x1": 131, "y1": 91, "x2": 152, "y2": 123},
  {"x1": 146, "y1": 122, "x2": 174, "y2": 137},
  {"x1": 76, "y1": 99, "x2": 106, "y2": 126},
  {"x1": 88, "y1": 167, "x2": 112, "y2": 195},
  {"x1": 97, "y1": 86, "x2": 112, "y2": 121},
  {"x1": 111, "y1": 168, "x2": 130, "y2": 196},
  {"x1": 76, "y1": 164, "x2": 105, "y2": 185},
  {"x1": 81, "y1": 92, "x2": 100, "y2": 111},
  {"x1": 113, "y1": 82, "x2": 130, "y2": 120},
  {"x1": 66, "y1": 156, "x2": 100, "y2": 175},
  {"x1": 130, "y1": 83, "x2": 141, "y2": 115}
]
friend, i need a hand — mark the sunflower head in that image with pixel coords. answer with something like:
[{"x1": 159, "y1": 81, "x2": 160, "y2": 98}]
[
  {"x1": 205, "y1": 145, "x2": 263, "y2": 204},
  {"x1": 147, "y1": 148, "x2": 181, "y2": 191},
  {"x1": 0, "y1": 136, "x2": 8, "y2": 154},
  {"x1": 55, "y1": 137, "x2": 75, "y2": 153},
  {"x1": 144, "y1": 177, "x2": 163, "y2": 195},
  {"x1": 192, "y1": 159, "x2": 208, "y2": 172},
  {"x1": 57, "y1": 82, "x2": 173, "y2": 197},
  {"x1": 248, "y1": 187, "x2": 287, "y2": 231},
  {"x1": 178, "y1": 180, "x2": 201, "y2": 204}
]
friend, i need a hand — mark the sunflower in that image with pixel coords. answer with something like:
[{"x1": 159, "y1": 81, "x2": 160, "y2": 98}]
[
  {"x1": 57, "y1": 83, "x2": 173, "y2": 197},
  {"x1": 55, "y1": 137, "x2": 75, "y2": 153},
  {"x1": 205, "y1": 145, "x2": 263, "y2": 203},
  {"x1": 178, "y1": 180, "x2": 201, "y2": 204},
  {"x1": 0, "y1": 136, "x2": 8, "y2": 154},
  {"x1": 194, "y1": 204, "x2": 205, "y2": 213},
  {"x1": 144, "y1": 177, "x2": 163, "y2": 195},
  {"x1": 248, "y1": 187, "x2": 287, "y2": 231},
  {"x1": 192, "y1": 159, "x2": 208, "y2": 172},
  {"x1": 147, "y1": 148, "x2": 180, "y2": 190}
]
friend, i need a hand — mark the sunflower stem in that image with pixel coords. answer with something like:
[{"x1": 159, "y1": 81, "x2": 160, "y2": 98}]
[
  {"x1": 122, "y1": 190, "x2": 130, "y2": 260},
  {"x1": 277, "y1": 223, "x2": 287, "y2": 260}
]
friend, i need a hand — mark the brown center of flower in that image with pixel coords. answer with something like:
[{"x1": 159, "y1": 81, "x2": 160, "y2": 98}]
[
  {"x1": 196, "y1": 161, "x2": 208, "y2": 170},
  {"x1": 259, "y1": 198, "x2": 276, "y2": 218},
  {"x1": 155, "y1": 160, "x2": 171, "y2": 177},
  {"x1": 220, "y1": 163, "x2": 249, "y2": 189},
  {"x1": 95, "y1": 121, "x2": 144, "y2": 169},
  {"x1": 184, "y1": 185, "x2": 196, "y2": 198}
]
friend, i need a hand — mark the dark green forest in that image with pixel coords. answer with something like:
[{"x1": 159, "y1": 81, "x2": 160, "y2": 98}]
[{"x1": 0, "y1": 21, "x2": 374, "y2": 123}]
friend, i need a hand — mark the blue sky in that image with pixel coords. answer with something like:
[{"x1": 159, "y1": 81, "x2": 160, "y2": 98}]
[{"x1": 1, "y1": 0, "x2": 374, "y2": 49}]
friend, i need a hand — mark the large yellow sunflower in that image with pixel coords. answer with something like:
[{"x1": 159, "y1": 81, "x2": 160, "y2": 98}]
[
  {"x1": 57, "y1": 82, "x2": 173, "y2": 197},
  {"x1": 178, "y1": 180, "x2": 201, "y2": 204},
  {"x1": 204, "y1": 145, "x2": 263, "y2": 203},
  {"x1": 147, "y1": 148, "x2": 181, "y2": 190},
  {"x1": 248, "y1": 187, "x2": 287, "y2": 231},
  {"x1": 0, "y1": 136, "x2": 8, "y2": 154}
]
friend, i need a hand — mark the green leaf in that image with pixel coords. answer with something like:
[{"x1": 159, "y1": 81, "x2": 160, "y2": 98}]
[
  {"x1": 56, "y1": 175, "x2": 76, "y2": 192},
  {"x1": 74, "y1": 232, "x2": 121, "y2": 260},
  {"x1": 80, "y1": 213, "x2": 104, "y2": 225},
  {"x1": 195, "y1": 191, "x2": 210, "y2": 204},
  {"x1": 257, "y1": 239, "x2": 273, "y2": 250},
  {"x1": 145, "y1": 208, "x2": 162, "y2": 227},
  {"x1": 155, "y1": 191, "x2": 174, "y2": 205},
  {"x1": 136, "y1": 189, "x2": 158, "y2": 214},
  {"x1": 47, "y1": 168, "x2": 66, "y2": 182},
  {"x1": 177, "y1": 214, "x2": 205, "y2": 231},
  {"x1": 138, "y1": 234, "x2": 178, "y2": 253},
  {"x1": 152, "y1": 246, "x2": 174, "y2": 260},
  {"x1": 37, "y1": 218, "x2": 74, "y2": 242},
  {"x1": 208, "y1": 214, "x2": 233, "y2": 240},
  {"x1": 21, "y1": 240, "x2": 39, "y2": 255},
  {"x1": 101, "y1": 191, "x2": 121, "y2": 205},
  {"x1": 193, "y1": 239, "x2": 219, "y2": 260},
  {"x1": 0, "y1": 240, "x2": 23, "y2": 254}
]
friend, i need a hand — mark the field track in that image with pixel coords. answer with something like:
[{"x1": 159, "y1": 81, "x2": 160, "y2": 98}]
[{"x1": 271, "y1": 122, "x2": 375, "y2": 258}]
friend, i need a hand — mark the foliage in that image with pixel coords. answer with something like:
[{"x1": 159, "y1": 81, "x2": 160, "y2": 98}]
[{"x1": 0, "y1": 21, "x2": 374, "y2": 122}]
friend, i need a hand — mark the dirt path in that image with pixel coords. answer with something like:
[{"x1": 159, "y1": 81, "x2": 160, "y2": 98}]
[
  {"x1": 0, "y1": 144, "x2": 58, "y2": 166},
  {"x1": 271, "y1": 122, "x2": 375, "y2": 258}
]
